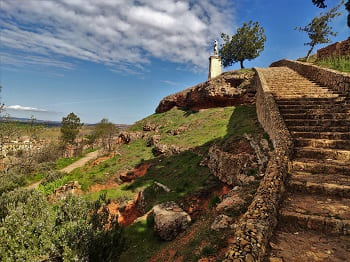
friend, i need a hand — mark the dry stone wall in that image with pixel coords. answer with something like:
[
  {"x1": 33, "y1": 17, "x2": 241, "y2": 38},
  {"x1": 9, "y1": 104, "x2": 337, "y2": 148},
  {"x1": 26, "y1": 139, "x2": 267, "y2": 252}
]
[
  {"x1": 317, "y1": 38, "x2": 350, "y2": 59},
  {"x1": 224, "y1": 68, "x2": 293, "y2": 261},
  {"x1": 270, "y1": 59, "x2": 350, "y2": 95}
]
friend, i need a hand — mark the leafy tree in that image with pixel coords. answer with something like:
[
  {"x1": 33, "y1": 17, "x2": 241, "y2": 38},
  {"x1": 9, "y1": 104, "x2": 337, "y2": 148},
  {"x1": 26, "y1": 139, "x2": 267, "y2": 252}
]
[
  {"x1": 94, "y1": 118, "x2": 118, "y2": 151},
  {"x1": 60, "y1": 112, "x2": 83, "y2": 145},
  {"x1": 312, "y1": 0, "x2": 349, "y2": 27},
  {"x1": 219, "y1": 20, "x2": 266, "y2": 69},
  {"x1": 312, "y1": 0, "x2": 327, "y2": 8},
  {"x1": 296, "y1": 2, "x2": 342, "y2": 61}
]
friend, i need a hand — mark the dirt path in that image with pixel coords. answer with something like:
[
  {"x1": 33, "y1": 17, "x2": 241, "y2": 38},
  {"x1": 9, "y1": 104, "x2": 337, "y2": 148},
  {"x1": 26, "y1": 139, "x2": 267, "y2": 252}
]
[
  {"x1": 60, "y1": 150, "x2": 100, "y2": 173},
  {"x1": 26, "y1": 150, "x2": 100, "y2": 189}
]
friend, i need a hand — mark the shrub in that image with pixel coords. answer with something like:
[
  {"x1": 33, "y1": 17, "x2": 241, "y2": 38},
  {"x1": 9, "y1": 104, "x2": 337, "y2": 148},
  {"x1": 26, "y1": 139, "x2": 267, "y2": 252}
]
[{"x1": 0, "y1": 191, "x2": 124, "y2": 261}]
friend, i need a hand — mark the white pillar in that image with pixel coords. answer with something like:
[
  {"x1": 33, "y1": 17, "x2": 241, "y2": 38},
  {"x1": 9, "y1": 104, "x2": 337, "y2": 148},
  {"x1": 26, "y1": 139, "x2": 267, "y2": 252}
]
[{"x1": 208, "y1": 55, "x2": 222, "y2": 79}]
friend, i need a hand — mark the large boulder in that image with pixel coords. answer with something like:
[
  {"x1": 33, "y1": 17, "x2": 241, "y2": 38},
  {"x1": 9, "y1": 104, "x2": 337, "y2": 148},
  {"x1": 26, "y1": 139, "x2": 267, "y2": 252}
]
[
  {"x1": 156, "y1": 70, "x2": 255, "y2": 113},
  {"x1": 153, "y1": 201, "x2": 191, "y2": 240}
]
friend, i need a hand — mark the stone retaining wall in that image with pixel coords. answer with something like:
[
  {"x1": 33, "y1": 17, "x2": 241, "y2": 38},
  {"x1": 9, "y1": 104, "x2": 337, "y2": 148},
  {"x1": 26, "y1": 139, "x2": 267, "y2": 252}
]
[
  {"x1": 224, "y1": 68, "x2": 293, "y2": 261},
  {"x1": 317, "y1": 39, "x2": 350, "y2": 60},
  {"x1": 270, "y1": 59, "x2": 350, "y2": 95}
]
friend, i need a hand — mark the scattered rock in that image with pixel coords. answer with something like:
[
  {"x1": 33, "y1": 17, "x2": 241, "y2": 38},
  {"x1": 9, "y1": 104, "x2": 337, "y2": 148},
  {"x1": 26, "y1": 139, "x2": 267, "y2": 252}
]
[
  {"x1": 167, "y1": 126, "x2": 188, "y2": 136},
  {"x1": 51, "y1": 181, "x2": 81, "y2": 201},
  {"x1": 211, "y1": 214, "x2": 233, "y2": 231},
  {"x1": 152, "y1": 142, "x2": 184, "y2": 156},
  {"x1": 216, "y1": 191, "x2": 246, "y2": 213},
  {"x1": 117, "y1": 131, "x2": 144, "y2": 144},
  {"x1": 153, "y1": 181, "x2": 171, "y2": 192},
  {"x1": 153, "y1": 201, "x2": 191, "y2": 240},
  {"x1": 119, "y1": 170, "x2": 136, "y2": 182},
  {"x1": 143, "y1": 123, "x2": 161, "y2": 132},
  {"x1": 146, "y1": 135, "x2": 161, "y2": 147}
]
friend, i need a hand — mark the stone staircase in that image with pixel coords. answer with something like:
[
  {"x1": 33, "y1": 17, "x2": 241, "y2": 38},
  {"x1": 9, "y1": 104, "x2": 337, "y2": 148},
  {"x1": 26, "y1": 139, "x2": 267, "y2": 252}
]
[{"x1": 259, "y1": 67, "x2": 350, "y2": 261}]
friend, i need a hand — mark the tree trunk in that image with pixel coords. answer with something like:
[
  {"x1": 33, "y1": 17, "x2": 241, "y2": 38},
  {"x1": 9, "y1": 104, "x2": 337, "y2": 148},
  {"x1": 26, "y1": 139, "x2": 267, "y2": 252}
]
[
  {"x1": 306, "y1": 44, "x2": 315, "y2": 62},
  {"x1": 240, "y1": 60, "x2": 245, "y2": 69}
]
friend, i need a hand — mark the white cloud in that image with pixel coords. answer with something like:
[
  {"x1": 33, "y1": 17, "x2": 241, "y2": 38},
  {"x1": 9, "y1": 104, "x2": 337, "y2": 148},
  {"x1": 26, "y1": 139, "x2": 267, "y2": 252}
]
[
  {"x1": 5, "y1": 105, "x2": 49, "y2": 112},
  {"x1": 162, "y1": 80, "x2": 178, "y2": 86},
  {"x1": 0, "y1": 0, "x2": 235, "y2": 73}
]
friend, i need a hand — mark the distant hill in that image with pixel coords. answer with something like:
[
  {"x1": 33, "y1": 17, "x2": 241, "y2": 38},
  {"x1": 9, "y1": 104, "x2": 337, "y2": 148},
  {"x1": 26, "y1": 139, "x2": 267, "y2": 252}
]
[{"x1": 2, "y1": 117, "x2": 130, "y2": 129}]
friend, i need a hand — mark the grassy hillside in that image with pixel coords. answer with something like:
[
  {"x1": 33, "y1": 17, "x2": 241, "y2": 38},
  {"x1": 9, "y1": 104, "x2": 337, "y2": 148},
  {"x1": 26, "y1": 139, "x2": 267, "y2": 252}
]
[{"x1": 33, "y1": 105, "x2": 264, "y2": 261}]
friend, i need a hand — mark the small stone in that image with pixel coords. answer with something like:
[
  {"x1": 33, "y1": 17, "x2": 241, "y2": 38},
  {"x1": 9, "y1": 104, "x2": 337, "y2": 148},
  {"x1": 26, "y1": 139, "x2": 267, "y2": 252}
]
[{"x1": 245, "y1": 254, "x2": 254, "y2": 262}]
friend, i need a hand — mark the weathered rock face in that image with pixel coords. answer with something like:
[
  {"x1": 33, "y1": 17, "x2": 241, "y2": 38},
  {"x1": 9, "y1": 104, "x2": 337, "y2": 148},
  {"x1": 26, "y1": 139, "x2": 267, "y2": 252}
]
[
  {"x1": 156, "y1": 70, "x2": 256, "y2": 113},
  {"x1": 207, "y1": 142, "x2": 257, "y2": 186},
  {"x1": 153, "y1": 201, "x2": 191, "y2": 241},
  {"x1": 207, "y1": 135, "x2": 271, "y2": 186}
]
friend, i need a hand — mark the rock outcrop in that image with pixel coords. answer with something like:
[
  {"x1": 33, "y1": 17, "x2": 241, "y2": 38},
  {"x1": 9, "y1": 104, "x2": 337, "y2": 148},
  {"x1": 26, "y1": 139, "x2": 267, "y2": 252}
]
[
  {"x1": 156, "y1": 70, "x2": 256, "y2": 113},
  {"x1": 207, "y1": 135, "x2": 271, "y2": 186},
  {"x1": 153, "y1": 201, "x2": 191, "y2": 241}
]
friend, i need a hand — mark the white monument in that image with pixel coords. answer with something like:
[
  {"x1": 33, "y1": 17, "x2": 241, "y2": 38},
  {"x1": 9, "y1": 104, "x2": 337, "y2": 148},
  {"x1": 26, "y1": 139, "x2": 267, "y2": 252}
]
[{"x1": 208, "y1": 40, "x2": 222, "y2": 79}]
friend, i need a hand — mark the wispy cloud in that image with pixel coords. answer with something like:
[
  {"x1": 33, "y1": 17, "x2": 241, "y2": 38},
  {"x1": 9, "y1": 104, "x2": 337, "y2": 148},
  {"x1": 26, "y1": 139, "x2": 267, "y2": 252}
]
[
  {"x1": 0, "y1": 0, "x2": 236, "y2": 73},
  {"x1": 5, "y1": 104, "x2": 49, "y2": 112},
  {"x1": 162, "y1": 80, "x2": 179, "y2": 86}
]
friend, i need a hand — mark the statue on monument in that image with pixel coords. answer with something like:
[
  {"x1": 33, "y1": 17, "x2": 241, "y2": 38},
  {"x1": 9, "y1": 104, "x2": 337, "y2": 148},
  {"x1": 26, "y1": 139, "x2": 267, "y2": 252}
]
[{"x1": 214, "y1": 40, "x2": 218, "y2": 56}]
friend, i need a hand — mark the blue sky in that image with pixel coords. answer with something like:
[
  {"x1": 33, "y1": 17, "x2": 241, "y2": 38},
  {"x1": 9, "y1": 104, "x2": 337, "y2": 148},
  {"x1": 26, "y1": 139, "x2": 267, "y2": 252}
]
[{"x1": 0, "y1": 0, "x2": 349, "y2": 124}]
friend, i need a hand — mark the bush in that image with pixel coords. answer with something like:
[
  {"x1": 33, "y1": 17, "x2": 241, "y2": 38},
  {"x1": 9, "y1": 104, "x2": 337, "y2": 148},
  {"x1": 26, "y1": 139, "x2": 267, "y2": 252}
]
[
  {"x1": 0, "y1": 191, "x2": 124, "y2": 261},
  {"x1": 0, "y1": 170, "x2": 26, "y2": 195},
  {"x1": 40, "y1": 170, "x2": 64, "y2": 186}
]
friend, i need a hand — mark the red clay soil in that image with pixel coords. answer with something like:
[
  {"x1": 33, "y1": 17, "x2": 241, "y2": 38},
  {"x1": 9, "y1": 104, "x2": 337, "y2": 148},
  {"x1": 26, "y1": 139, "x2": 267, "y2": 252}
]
[
  {"x1": 107, "y1": 197, "x2": 143, "y2": 227},
  {"x1": 90, "y1": 152, "x2": 115, "y2": 167},
  {"x1": 183, "y1": 184, "x2": 232, "y2": 218},
  {"x1": 99, "y1": 163, "x2": 153, "y2": 227}
]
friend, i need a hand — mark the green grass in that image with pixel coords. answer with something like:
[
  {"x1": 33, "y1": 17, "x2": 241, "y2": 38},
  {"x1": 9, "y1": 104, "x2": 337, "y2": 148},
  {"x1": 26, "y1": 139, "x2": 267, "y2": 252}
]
[
  {"x1": 39, "y1": 139, "x2": 154, "y2": 195},
  {"x1": 315, "y1": 56, "x2": 350, "y2": 73},
  {"x1": 129, "y1": 105, "x2": 259, "y2": 149},
  {"x1": 119, "y1": 218, "x2": 167, "y2": 262}
]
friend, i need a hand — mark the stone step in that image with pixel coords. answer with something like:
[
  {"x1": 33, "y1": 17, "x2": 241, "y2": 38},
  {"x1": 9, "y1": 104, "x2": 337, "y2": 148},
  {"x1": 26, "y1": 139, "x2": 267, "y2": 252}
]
[
  {"x1": 291, "y1": 158, "x2": 350, "y2": 174},
  {"x1": 279, "y1": 108, "x2": 350, "y2": 114},
  {"x1": 278, "y1": 104, "x2": 350, "y2": 110},
  {"x1": 280, "y1": 193, "x2": 350, "y2": 234},
  {"x1": 277, "y1": 100, "x2": 345, "y2": 106},
  {"x1": 288, "y1": 171, "x2": 350, "y2": 197},
  {"x1": 289, "y1": 126, "x2": 350, "y2": 132},
  {"x1": 291, "y1": 131, "x2": 350, "y2": 140},
  {"x1": 268, "y1": 229, "x2": 350, "y2": 262},
  {"x1": 283, "y1": 113, "x2": 350, "y2": 120},
  {"x1": 285, "y1": 119, "x2": 350, "y2": 127},
  {"x1": 294, "y1": 147, "x2": 350, "y2": 161},
  {"x1": 295, "y1": 138, "x2": 350, "y2": 150},
  {"x1": 274, "y1": 94, "x2": 335, "y2": 98}
]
